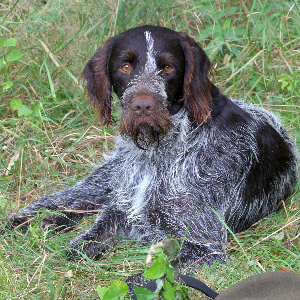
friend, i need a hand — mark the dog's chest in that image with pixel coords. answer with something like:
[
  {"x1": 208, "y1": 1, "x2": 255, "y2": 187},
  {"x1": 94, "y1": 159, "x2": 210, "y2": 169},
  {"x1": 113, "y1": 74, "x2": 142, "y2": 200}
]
[
  {"x1": 112, "y1": 146, "x2": 177, "y2": 218},
  {"x1": 108, "y1": 109, "x2": 240, "y2": 220}
]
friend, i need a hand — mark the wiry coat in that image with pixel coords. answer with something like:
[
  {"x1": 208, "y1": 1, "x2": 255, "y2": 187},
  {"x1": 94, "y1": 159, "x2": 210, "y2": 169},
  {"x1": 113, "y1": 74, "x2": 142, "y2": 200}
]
[{"x1": 10, "y1": 25, "x2": 298, "y2": 266}]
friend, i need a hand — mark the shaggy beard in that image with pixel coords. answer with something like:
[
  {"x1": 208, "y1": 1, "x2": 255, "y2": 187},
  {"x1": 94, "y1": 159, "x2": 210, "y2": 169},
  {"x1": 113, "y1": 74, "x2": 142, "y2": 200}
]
[{"x1": 119, "y1": 111, "x2": 173, "y2": 150}]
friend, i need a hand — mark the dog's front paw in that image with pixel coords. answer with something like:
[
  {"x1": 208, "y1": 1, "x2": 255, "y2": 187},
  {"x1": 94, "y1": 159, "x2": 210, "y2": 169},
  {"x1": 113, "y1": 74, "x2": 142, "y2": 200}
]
[
  {"x1": 66, "y1": 240, "x2": 100, "y2": 261},
  {"x1": 40, "y1": 213, "x2": 78, "y2": 234},
  {"x1": 5, "y1": 215, "x2": 30, "y2": 234},
  {"x1": 66, "y1": 231, "x2": 112, "y2": 261}
]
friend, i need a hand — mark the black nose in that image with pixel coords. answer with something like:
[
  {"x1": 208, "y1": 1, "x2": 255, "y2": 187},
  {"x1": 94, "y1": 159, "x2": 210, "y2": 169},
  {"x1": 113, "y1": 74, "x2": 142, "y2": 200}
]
[{"x1": 130, "y1": 96, "x2": 155, "y2": 116}]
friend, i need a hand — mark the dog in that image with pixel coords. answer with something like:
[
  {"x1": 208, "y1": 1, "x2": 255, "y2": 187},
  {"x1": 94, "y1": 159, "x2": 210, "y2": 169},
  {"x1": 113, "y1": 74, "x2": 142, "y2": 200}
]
[{"x1": 9, "y1": 25, "x2": 298, "y2": 267}]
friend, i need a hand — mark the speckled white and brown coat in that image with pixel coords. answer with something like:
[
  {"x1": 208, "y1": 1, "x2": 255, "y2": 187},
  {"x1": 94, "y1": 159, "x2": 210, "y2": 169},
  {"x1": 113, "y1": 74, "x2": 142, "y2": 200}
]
[{"x1": 10, "y1": 26, "x2": 299, "y2": 267}]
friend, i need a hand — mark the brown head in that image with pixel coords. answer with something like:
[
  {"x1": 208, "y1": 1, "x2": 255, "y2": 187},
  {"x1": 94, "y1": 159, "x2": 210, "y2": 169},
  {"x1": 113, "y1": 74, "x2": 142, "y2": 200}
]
[{"x1": 81, "y1": 25, "x2": 212, "y2": 148}]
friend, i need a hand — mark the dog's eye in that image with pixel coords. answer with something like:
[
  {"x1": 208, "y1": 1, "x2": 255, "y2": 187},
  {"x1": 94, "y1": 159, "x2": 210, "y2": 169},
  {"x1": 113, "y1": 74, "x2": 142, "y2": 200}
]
[
  {"x1": 163, "y1": 65, "x2": 173, "y2": 73},
  {"x1": 121, "y1": 64, "x2": 131, "y2": 73}
]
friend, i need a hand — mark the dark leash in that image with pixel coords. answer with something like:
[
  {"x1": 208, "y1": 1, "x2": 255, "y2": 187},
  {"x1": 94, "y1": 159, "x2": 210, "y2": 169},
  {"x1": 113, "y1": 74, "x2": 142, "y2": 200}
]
[
  {"x1": 179, "y1": 274, "x2": 219, "y2": 299},
  {"x1": 130, "y1": 274, "x2": 219, "y2": 300},
  {"x1": 94, "y1": 273, "x2": 218, "y2": 300}
]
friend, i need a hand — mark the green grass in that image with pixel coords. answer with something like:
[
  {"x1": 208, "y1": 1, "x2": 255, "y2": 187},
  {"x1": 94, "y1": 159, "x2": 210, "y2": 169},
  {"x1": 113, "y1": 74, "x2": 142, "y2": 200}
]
[{"x1": 0, "y1": 0, "x2": 299, "y2": 299}]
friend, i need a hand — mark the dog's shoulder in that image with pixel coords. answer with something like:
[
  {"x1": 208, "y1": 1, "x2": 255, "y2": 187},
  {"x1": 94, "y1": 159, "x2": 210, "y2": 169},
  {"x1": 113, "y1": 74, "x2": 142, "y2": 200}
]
[{"x1": 209, "y1": 85, "x2": 258, "y2": 130}]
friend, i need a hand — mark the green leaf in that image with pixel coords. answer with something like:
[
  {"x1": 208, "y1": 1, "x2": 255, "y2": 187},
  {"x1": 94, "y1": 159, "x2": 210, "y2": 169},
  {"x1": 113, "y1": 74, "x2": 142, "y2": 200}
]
[
  {"x1": 153, "y1": 247, "x2": 163, "y2": 254},
  {"x1": 200, "y1": 30, "x2": 210, "y2": 40},
  {"x1": 143, "y1": 254, "x2": 168, "y2": 279},
  {"x1": 134, "y1": 286, "x2": 157, "y2": 300},
  {"x1": 0, "y1": 37, "x2": 4, "y2": 46},
  {"x1": 234, "y1": 28, "x2": 246, "y2": 36},
  {"x1": 154, "y1": 279, "x2": 164, "y2": 293},
  {"x1": 10, "y1": 98, "x2": 22, "y2": 110},
  {"x1": 2, "y1": 81, "x2": 13, "y2": 90},
  {"x1": 165, "y1": 264, "x2": 174, "y2": 283},
  {"x1": 96, "y1": 286, "x2": 108, "y2": 299},
  {"x1": 110, "y1": 281, "x2": 128, "y2": 296},
  {"x1": 201, "y1": 3, "x2": 214, "y2": 11},
  {"x1": 215, "y1": 11, "x2": 224, "y2": 21},
  {"x1": 163, "y1": 239, "x2": 180, "y2": 258},
  {"x1": 18, "y1": 105, "x2": 33, "y2": 117},
  {"x1": 273, "y1": 231, "x2": 284, "y2": 241},
  {"x1": 225, "y1": 7, "x2": 237, "y2": 14},
  {"x1": 173, "y1": 285, "x2": 189, "y2": 298},
  {"x1": 32, "y1": 102, "x2": 41, "y2": 117},
  {"x1": 0, "y1": 193, "x2": 6, "y2": 208},
  {"x1": 103, "y1": 286, "x2": 121, "y2": 300},
  {"x1": 6, "y1": 49, "x2": 23, "y2": 62},
  {"x1": 0, "y1": 58, "x2": 6, "y2": 68},
  {"x1": 223, "y1": 18, "x2": 231, "y2": 30},
  {"x1": 162, "y1": 280, "x2": 175, "y2": 300},
  {"x1": 4, "y1": 38, "x2": 17, "y2": 47},
  {"x1": 97, "y1": 281, "x2": 128, "y2": 300},
  {"x1": 280, "y1": 80, "x2": 289, "y2": 90}
]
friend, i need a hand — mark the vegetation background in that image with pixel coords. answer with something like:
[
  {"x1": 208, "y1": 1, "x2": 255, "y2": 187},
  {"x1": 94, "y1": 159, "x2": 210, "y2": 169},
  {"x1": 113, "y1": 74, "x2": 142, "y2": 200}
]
[{"x1": 0, "y1": 0, "x2": 299, "y2": 299}]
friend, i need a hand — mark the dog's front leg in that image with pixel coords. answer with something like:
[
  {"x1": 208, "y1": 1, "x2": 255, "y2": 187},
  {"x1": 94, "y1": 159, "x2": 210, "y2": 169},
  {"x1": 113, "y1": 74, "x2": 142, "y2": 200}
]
[
  {"x1": 7, "y1": 159, "x2": 120, "y2": 232},
  {"x1": 66, "y1": 205, "x2": 130, "y2": 260}
]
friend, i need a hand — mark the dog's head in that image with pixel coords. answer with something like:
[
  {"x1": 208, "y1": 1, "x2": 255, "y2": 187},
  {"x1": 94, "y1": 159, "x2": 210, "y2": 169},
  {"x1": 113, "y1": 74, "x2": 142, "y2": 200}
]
[{"x1": 81, "y1": 25, "x2": 212, "y2": 148}]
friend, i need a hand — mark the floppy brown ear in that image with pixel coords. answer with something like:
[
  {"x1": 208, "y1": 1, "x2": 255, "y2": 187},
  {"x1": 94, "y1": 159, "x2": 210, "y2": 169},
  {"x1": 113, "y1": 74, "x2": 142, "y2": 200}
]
[
  {"x1": 80, "y1": 37, "x2": 115, "y2": 125},
  {"x1": 179, "y1": 32, "x2": 212, "y2": 124}
]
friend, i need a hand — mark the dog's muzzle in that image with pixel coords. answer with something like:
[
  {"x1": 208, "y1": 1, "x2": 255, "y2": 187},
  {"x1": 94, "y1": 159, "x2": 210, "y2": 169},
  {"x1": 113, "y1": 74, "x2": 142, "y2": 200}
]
[{"x1": 119, "y1": 73, "x2": 173, "y2": 149}]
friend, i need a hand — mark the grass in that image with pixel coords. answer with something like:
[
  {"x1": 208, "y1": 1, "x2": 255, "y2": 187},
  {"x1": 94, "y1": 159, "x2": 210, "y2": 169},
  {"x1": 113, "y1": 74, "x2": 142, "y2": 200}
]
[{"x1": 0, "y1": 0, "x2": 299, "y2": 299}]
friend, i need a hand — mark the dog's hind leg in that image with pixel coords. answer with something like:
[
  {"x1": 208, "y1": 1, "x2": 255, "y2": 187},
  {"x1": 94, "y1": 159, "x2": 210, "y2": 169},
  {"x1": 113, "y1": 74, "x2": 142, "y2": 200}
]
[{"x1": 163, "y1": 205, "x2": 228, "y2": 268}]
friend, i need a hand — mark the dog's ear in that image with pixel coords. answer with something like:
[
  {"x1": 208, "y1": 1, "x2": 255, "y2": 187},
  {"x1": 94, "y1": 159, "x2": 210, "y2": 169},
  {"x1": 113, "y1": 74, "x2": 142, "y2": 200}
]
[
  {"x1": 80, "y1": 37, "x2": 115, "y2": 125},
  {"x1": 178, "y1": 32, "x2": 212, "y2": 124}
]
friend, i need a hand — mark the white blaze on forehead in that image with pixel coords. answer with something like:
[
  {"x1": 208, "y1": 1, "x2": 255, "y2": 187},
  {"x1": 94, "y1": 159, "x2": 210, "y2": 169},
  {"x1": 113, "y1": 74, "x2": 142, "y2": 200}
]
[{"x1": 144, "y1": 31, "x2": 157, "y2": 73}]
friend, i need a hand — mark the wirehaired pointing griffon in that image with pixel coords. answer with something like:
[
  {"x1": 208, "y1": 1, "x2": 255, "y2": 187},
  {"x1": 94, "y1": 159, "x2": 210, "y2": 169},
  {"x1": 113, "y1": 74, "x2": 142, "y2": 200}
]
[{"x1": 9, "y1": 26, "x2": 298, "y2": 266}]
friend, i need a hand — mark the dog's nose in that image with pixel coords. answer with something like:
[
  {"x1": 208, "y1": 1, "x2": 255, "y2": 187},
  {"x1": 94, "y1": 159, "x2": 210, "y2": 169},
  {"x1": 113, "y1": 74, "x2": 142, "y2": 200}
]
[{"x1": 131, "y1": 96, "x2": 154, "y2": 116}]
